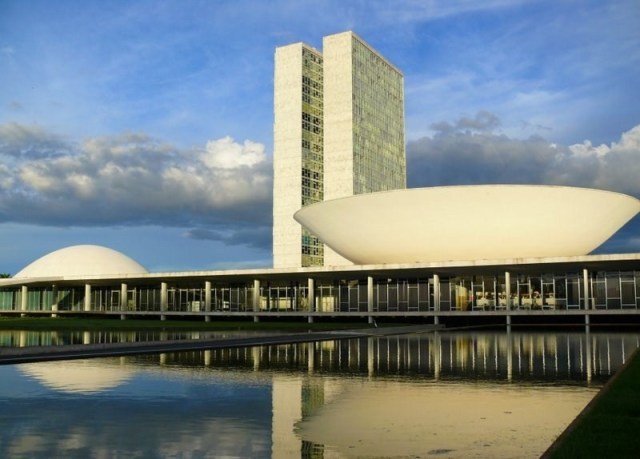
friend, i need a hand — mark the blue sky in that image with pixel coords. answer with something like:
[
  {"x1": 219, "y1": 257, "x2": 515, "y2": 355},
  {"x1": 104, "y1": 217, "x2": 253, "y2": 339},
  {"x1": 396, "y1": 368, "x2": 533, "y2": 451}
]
[{"x1": 1, "y1": 0, "x2": 639, "y2": 274}]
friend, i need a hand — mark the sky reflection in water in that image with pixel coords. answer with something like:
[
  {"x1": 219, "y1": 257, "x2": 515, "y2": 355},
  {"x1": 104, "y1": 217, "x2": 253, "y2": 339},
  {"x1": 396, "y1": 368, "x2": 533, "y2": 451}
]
[{"x1": 0, "y1": 330, "x2": 638, "y2": 458}]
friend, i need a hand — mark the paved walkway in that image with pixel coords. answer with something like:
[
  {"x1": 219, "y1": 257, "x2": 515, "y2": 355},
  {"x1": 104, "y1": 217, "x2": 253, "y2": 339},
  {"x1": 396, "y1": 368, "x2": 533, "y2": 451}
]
[{"x1": 0, "y1": 324, "x2": 438, "y2": 365}]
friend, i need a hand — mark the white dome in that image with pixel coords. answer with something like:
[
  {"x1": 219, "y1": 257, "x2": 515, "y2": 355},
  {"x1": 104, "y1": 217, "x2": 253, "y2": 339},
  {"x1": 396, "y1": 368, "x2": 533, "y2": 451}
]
[
  {"x1": 14, "y1": 245, "x2": 148, "y2": 279},
  {"x1": 294, "y1": 185, "x2": 640, "y2": 264}
]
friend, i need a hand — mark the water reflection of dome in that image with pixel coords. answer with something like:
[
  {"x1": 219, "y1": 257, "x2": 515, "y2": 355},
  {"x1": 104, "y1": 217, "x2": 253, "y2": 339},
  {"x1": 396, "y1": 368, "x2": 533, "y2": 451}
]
[
  {"x1": 19, "y1": 359, "x2": 134, "y2": 394},
  {"x1": 294, "y1": 185, "x2": 640, "y2": 264},
  {"x1": 14, "y1": 244, "x2": 147, "y2": 278}
]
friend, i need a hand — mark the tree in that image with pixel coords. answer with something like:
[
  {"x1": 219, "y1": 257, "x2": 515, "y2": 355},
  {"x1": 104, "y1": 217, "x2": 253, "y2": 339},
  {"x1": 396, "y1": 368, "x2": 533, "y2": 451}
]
[{"x1": 0, "y1": 273, "x2": 11, "y2": 278}]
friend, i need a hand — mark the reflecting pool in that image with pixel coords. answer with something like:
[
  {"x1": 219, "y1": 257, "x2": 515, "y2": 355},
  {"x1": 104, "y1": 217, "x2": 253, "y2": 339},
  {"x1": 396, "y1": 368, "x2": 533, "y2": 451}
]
[
  {"x1": 0, "y1": 330, "x2": 638, "y2": 458},
  {"x1": 0, "y1": 329, "x2": 270, "y2": 347}
]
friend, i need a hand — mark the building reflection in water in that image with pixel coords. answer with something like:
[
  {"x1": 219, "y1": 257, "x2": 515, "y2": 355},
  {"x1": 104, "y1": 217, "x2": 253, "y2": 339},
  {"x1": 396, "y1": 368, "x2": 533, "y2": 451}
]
[
  {"x1": 4, "y1": 329, "x2": 635, "y2": 384},
  {"x1": 142, "y1": 331, "x2": 639, "y2": 385},
  {"x1": 0, "y1": 329, "x2": 262, "y2": 348},
  {"x1": 148, "y1": 331, "x2": 640, "y2": 457},
  {"x1": 4, "y1": 331, "x2": 640, "y2": 458}
]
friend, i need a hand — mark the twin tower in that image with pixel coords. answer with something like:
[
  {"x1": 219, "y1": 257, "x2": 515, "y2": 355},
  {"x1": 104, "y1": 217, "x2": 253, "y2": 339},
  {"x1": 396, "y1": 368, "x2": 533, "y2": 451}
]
[{"x1": 273, "y1": 31, "x2": 406, "y2": 268}]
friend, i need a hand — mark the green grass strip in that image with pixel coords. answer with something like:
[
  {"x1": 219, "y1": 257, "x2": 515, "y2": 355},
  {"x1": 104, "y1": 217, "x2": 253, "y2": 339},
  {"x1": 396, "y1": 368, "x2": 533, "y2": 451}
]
[{"x1": 543, "y1": 348, "x2": 640, "y2": 458}]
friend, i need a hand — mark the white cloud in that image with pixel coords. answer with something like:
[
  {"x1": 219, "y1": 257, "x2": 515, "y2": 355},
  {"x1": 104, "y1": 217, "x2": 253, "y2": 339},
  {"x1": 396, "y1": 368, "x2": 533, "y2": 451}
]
[
  {"x1": 568, "y1": 140, "x2": 610, "y2": 158},
  {"x1": 200, "y1": 136, "x2": 266, "y2": 169},
  {"x1": 589, "y1": 125, "x2": 640, "y2": 195},
  {"x1": 616, "y1": 125, "x2": 640, "y2": 151},
  {"x1": 0, "y1": 124, "x2": 273, "y2": 236},
  {"x1": 19, "y1": 165, "x2": 60, "y2": 193}
]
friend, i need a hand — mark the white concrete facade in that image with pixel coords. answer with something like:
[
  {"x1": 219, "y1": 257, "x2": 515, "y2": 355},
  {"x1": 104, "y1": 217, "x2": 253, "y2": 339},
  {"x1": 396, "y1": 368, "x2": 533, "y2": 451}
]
[
  {"x1": 322, "y1": 32, "x2": 357, "y2": 268},
  {"x1": 323, "y1": 32, "x2": 355, "y2": 201},
  {"x1": 295, "y1": 185, "x2": 640, "y2": 265},
  {"x1": 273, "y1": 31, "x2": 406, "y2": 269},
  {"x1": 273, "y1": 43, "x2": 307, "y2": 269},
  {"x1": 323, "y1": 32, "x2": 406, "y2": 266},
  {"x1": 324, "y1": 32, "x2": 405, "y2": 200}
]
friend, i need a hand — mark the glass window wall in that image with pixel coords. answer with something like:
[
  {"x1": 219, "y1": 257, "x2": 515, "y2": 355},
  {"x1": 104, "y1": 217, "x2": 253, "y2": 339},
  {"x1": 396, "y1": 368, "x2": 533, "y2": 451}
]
[{"x1": 1, "y1": 270, "x2": 639, "y2": 316}]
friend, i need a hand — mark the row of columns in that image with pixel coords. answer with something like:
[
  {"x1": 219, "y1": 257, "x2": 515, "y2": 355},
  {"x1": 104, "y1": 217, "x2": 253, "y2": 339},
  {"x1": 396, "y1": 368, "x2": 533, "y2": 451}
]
[{"x1": 14, "y1": 269, "x2": 595, "y2": 321}]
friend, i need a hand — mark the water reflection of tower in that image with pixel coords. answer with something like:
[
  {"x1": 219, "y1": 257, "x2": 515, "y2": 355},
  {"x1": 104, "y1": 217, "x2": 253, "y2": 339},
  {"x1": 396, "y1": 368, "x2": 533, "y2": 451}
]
[
  {"x1": 301, "y1": 378, "x2": 326, "y2": 458},
  {"x1": 271, "y1": 376, "x2": 327, "y2": 459}
]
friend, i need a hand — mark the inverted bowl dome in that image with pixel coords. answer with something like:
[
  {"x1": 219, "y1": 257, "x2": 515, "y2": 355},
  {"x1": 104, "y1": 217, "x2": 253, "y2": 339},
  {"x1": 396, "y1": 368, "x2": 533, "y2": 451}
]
[{"x1": 294, "y1": 185, "x2": 640, "y2": 264}]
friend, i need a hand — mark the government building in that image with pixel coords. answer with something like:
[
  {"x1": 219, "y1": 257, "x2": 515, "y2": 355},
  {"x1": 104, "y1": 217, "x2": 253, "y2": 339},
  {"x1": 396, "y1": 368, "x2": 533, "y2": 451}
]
[
  {"x1": 273, "y1": 31, "x2": 406, "y2": 268},
  {"x1": 1, "y1": 32, "x2": 640, "y2": 326}
]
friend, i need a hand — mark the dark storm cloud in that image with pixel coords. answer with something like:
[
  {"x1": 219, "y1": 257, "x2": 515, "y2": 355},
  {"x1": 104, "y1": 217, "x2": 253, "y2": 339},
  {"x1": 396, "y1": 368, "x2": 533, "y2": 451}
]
[
  {"x1": 408, "y1": 131, "x2": 557, "y2": 187},
  {"x1": 0, "y1": 123, "x2": 70, "y2": 160},
  {"x1": 184, "y1": 226, "x2": 272, "y2": 251},
  {"x1": 0, "y1": 123, "x2": 272, "y2": 248},
  {"x1": 430, "y1": 110, "x2": 501, "y2": 135},
  {"x1": 407, "y1": 112, "x2": 640, "y2": 195}
]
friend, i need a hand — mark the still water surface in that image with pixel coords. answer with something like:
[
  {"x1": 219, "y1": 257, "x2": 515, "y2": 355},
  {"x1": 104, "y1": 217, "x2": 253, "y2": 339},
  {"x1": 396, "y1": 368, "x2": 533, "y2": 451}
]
[
  {"x1": 0, "y1": 330, "x2": 638, "y2": 458},
  {"x1": 0, "y1": 329, "x2": 268, "y2": 347}
]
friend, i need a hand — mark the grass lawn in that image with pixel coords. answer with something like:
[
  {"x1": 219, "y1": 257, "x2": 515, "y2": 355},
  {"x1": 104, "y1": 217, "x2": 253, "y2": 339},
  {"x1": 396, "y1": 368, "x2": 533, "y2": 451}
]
[
  {"x1": 0, "y1": 316, "x2": 381, "y2": 332},
  {"x1": 544, "y1": 348, "x2": 640, "y2": 458}
]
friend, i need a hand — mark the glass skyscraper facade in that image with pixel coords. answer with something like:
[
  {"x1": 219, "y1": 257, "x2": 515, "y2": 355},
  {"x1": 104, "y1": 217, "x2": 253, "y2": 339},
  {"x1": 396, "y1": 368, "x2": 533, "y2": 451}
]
[
  {"x1": 300, "y1": 47, "x2": 325, "y2": 267},
  {"x1": 273, "y1": 43, "x2": 326, "y2": 268},
  {"x1": 273, "y1": 31, "x2": 406, "y2": 268},
  {"x1": 351, "y1": 36, "x2": 406, "y2": 195}
]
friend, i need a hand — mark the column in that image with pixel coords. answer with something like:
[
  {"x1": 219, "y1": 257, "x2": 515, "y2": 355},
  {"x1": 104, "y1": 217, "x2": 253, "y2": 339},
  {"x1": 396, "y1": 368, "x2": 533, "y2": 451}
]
[
  {"x1": 505, "y1": 271, "x2": 512, "y2": 328},
  {"x1": 84, "y1": 284, "x2": 92, "y2": 312},
  {"x1": 120, "y1": 283, "x2": 128, "y2": 320},
  {"x1": 51, "y1": 285, "x2": 59, "y2": 318},
  {"x1": 582, "y1": 268, "x2": 590, "y2": 310},
  {"x1": 308, "y1": 278, "x2": 315, "y2": 324},
  {"x1": 433, "y1": 274, "x2": 440, "y2": 313},
  {"x1": 290, "y1": 282, "x2": 295, "y2": 310},
  {"x1": 253, "y1": 280, "x2": 260, "y2": 323},
  {"x1": 204, "y1": 281, "x2": 212, "y2": 312},
  {"x1": 367, "y1": 276, "x2": 374, "y2": 324},
  {"x1": 20, "y1": 285, "x2": 28, "y2": 315},
  {"x1": 505, "y1": 271, "x2": 511, "y2": 311},
  {"x1": 204, "y1": 281, "x2": 212, "y2": 322},
  {"x1": 160, "y1": 282, "x2": 168, "y2": 313},
  {"x1": 253, "y1": 280, "x2": 260, "y2": 312}
]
